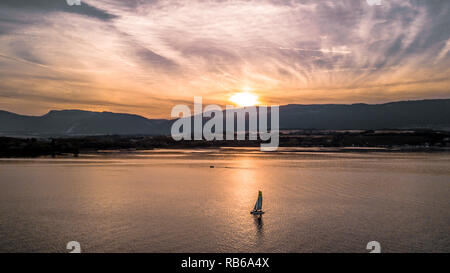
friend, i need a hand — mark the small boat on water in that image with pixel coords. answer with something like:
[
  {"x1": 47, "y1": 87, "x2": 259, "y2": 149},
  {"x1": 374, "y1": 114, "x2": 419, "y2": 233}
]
[{"x1": 250, "y1": 191, "x2": 265, "y2": 215}]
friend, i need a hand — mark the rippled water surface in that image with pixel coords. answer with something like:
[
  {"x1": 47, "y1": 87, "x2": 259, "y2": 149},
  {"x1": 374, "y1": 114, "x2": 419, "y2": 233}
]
[{"x1": 0, "y1": 148, "x2": 449, "y2": 252}]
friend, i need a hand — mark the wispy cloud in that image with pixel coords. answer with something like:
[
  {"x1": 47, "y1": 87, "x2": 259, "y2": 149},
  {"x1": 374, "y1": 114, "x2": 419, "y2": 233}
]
[
  {"x1": 0, "y1": 0, "x2": 449, "y2": 118},
  {"x1": 0, "y1": 0, "x2": 116, "y2": 20}
]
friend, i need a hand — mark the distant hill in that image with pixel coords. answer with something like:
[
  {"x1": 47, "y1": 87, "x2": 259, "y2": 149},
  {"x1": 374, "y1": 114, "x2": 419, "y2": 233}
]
[
  {"x1": 0, "y1": 99, "x2": 449, "y2": 137},
  {"x1": 0, "y1": 110, "x2": 173, "y2": 137},
  {"x1": 278, "y1": 99, "x2": 450, "y2": 130}
]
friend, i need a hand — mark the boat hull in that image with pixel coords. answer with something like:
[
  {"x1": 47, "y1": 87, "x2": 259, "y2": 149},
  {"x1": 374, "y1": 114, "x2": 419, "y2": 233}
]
[{"x1": 250, "y1": 211, "x2": 265, "y2": 215}]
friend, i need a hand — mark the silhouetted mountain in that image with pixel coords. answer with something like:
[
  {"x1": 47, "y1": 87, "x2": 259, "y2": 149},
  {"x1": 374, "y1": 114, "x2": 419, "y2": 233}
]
[
  {"x1": 0, "y1": 99, "x2": 449, "y2": 137},
  {"x1": 278, "y1": 99, "x2": 450, "y2": 130},
  {"x1": 0, "y1": 110, "x2": 173, "y2": 137}
]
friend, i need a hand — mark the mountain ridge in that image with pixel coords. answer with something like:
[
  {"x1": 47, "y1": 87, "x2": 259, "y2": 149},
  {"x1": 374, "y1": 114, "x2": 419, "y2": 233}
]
[{"x1": 1, "y1": 99, "x2": 449, "y2": 137}]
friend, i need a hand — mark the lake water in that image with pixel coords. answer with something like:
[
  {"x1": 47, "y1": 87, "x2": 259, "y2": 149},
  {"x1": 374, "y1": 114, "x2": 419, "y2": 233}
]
[{"x1": 0, "y1": 148, "x2": 449, "y2": 253}]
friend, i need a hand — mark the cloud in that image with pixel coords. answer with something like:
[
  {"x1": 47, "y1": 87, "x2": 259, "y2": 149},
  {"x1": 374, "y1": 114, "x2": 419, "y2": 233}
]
[
  {"x1": 0, "y1": 0, "x2": 449, "y2": 118},
  {"x1": 0, "y1": 0, "x2": 116, "y2": 20}
]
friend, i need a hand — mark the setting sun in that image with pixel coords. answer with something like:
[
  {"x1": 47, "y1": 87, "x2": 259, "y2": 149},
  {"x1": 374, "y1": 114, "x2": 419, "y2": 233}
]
[{"x1": 229, "y1": 92, "x2": 260, "y2": 107}]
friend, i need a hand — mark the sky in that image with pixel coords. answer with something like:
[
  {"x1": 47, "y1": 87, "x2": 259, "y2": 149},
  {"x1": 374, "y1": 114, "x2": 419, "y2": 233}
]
[{"x1": 0, "y1": 0, "x2": 449, "y2": 118}]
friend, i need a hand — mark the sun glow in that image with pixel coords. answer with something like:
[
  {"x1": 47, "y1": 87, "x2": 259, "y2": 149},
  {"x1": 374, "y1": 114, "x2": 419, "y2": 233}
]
[{"x1": 229, "y1": 92, "x2": 260, "y2": 107}]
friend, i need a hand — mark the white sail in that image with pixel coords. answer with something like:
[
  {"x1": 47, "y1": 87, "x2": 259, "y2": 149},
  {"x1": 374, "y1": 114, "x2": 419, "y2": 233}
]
[
  {"x1": 256, "y1": 191, "x2": 263, "y2": 210},
  {"x1": 251, "y1": 191, "x2": 264, "y2": 214}
]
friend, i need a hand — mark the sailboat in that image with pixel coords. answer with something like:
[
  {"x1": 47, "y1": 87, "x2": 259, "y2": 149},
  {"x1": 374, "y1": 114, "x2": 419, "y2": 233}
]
[{"x1": 250, "y1": 191, "x2": 265, "y2": 215}]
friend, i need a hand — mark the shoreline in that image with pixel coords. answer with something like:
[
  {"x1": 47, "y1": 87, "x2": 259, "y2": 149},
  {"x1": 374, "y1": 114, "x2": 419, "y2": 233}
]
[
  {"x1": 1, "y1": 131, "x2": 450, "y2": 158},
  {"x1": 0, "y1": 146, "x2": 449, "y2": 159}
]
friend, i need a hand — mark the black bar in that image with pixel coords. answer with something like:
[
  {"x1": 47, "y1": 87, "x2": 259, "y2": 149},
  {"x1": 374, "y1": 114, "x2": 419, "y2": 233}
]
[{"x1": 2, "y1": 253, "x2": 446, "y2": 272}]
